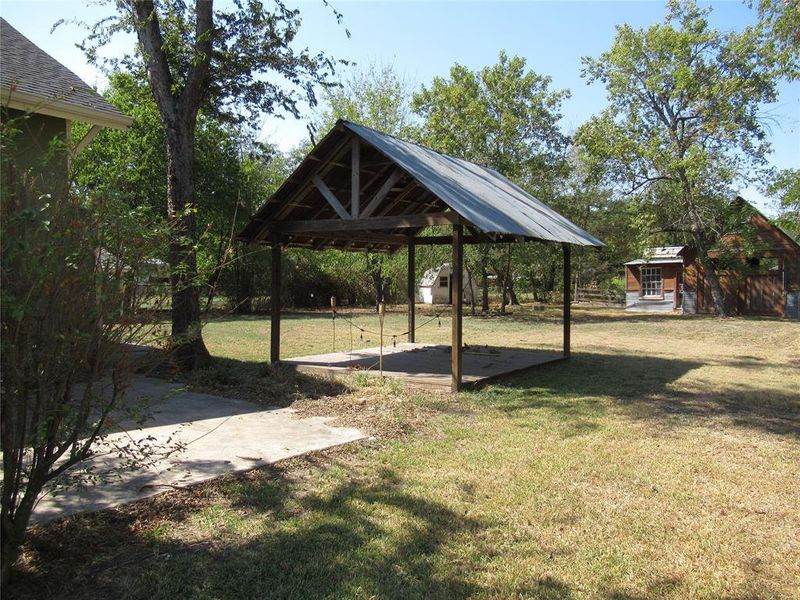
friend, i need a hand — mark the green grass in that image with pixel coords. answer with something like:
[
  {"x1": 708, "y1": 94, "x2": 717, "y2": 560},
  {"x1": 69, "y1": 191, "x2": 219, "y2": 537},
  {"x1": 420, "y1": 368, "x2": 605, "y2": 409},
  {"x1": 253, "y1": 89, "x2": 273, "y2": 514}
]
[{"x1": 12, "y1": 306, "x2": 800, "y2": 599}]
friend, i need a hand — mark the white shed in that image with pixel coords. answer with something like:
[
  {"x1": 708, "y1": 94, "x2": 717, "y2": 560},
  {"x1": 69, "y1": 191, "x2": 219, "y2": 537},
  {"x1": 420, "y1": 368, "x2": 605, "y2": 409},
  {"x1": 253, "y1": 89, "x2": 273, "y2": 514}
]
[{"x1": 418, "y1": 263, "x2": 479, "y2": 304}]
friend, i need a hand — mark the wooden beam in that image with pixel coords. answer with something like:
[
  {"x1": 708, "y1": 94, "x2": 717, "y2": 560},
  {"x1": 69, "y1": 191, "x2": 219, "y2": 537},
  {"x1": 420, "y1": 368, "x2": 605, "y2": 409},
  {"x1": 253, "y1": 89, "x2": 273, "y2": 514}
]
[
  {"x1": 270, "y1": 211, "x2": 458, "y2": 234},
  {"x1": 413, "y1": 234, "x2": 521, "y2": 245},
  {"x1": 312, "y1": 174, "x2": 351, "y2": 220},
  {"x1": 72, "y1": 124, "x2": 102, "y2": 156},
  {"x1": 351, "y1": 138, "x2": 360, "y2": 217},
  {"x1": 451, "y1": 223, "x2": 464, "y2": 392},
  {"x1": 271, "y1": 243, "x2": 282, "y2": 363},
  {"x1": 360, "y1": 169, "x2": 404, "y2": 218},
  {"x1": 563, "y1": 242, "x2": 571, "y2": 359},
  {"x1": 288, "y1": 231, "x2": 409, "y2": 246},
  {"x1": 408, "y1": 237, "x2": 416, "y2": 343}
]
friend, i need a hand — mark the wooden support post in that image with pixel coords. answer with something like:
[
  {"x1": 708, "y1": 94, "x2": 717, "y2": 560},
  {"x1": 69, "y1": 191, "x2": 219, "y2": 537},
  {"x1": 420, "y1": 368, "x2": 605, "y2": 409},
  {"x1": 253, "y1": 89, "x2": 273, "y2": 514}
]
[
  {"x1": 407, "y1": 237, "x2": 416, "y2": 343},
  {"x1": 351, "y1": 138, "x2": 360, "y2": 217},
  {"x1": 270, "y1": 242, "x2": 282, "y2": 363},
  {"x1": 563, "y1": 242, "x2": 571, "y2": 359},
  {"x1": 451, "y1": 223, "x2": 463, "y2": 392}
]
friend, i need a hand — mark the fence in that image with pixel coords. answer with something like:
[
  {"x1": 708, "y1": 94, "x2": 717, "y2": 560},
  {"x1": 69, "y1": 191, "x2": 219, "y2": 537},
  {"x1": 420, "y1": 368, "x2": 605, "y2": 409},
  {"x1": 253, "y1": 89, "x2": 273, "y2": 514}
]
[{"x1": 574, "y1": 287, "x2": 624, "y2": 306}]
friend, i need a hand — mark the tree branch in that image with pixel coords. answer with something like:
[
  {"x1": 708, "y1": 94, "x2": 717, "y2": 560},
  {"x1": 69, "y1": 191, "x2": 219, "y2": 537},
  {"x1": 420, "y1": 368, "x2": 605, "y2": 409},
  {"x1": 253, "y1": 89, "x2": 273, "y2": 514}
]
[
  {"x1": 179, "y1": 0, "x2": 214, "y2": 122},
  {"x1": 128, "y1": 0, "x2": 177, "y2": 124}
]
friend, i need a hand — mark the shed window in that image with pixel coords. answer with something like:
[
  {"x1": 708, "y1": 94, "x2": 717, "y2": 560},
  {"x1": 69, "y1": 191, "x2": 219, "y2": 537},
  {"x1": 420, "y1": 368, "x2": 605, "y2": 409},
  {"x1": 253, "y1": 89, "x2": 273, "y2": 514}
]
[
  {"x1": 641, "y1": 267, "x2": 662, "y2": 298},
  {"x1": 439, "y1": 276, "x2": 449, "y2": 288}
]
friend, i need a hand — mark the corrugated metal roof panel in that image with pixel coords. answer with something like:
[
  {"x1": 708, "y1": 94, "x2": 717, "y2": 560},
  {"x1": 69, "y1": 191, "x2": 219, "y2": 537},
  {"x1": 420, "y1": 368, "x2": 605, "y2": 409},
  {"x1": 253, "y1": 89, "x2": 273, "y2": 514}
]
[
  {"x1": 342, "y1": 121, "x2": 603, "y2": 247},
  {"x1": 625, "y1": 258, "x2": 685, "y2": 265}
]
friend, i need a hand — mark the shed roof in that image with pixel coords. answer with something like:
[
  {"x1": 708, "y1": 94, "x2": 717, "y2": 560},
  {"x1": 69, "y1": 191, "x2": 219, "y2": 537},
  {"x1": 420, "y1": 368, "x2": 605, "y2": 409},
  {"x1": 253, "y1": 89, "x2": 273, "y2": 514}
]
[
  {"x1": 239, "y1": 120, "x2": 603, "y2": 252},
  {"x1": 625, "y1": 246, "x2": 687, "y2": 265},
  {"x1": 0, "y1": 18, "x2": 132, "y2": 129}
]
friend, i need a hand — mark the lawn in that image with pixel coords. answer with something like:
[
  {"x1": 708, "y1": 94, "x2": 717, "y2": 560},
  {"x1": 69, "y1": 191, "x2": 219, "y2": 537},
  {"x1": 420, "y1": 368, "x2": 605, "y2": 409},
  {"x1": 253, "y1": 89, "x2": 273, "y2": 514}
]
[{"x1": 10, "y1": 307, "x2": 800, "y2": 599}]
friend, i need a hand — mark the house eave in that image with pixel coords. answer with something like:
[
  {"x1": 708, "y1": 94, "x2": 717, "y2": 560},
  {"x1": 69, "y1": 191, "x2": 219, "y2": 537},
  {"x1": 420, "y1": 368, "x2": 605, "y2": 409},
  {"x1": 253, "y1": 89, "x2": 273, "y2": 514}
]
[{"x1": 2, "y1": 87, "x2": 133, "y2": 130}]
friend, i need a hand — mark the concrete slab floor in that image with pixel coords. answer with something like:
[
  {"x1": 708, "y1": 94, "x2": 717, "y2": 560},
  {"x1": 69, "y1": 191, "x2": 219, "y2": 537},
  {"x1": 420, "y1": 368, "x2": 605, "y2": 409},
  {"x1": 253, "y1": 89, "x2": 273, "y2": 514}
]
[{"x1": 31, "y1": 376, "x2": 365, "y2": 524}]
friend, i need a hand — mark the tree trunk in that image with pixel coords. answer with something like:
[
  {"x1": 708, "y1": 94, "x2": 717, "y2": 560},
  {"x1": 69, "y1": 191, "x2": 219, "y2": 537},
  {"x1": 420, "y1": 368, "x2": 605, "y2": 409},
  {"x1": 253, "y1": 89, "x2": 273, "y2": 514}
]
[
  {"x1": 499, "y1": 275, "x2": 508, "y2": 314},
  {"x1": 681, "y1": 177, "x2": 730, "y2": 317},
  {"x1": 481, "y1": 260, "x2": 490, "y2": 313},
  {"x1": 499, "y1": 245, "x2": 513, "y2": 314},
  {"x1": 693, "y1": 230, "x2": 729, "y2": 317},
  {"x1": 467, "y1": 268, "x2": 477, "y2": 316},
  {"x1": 507, "y1": 281, "x2": 520, "y2": 306},
  {"x1": 166, "y1": 125, "x2": 210, "y2": 368},
  {"x1": 1, "y1": 478, "x2": 41, "y2": 587}
]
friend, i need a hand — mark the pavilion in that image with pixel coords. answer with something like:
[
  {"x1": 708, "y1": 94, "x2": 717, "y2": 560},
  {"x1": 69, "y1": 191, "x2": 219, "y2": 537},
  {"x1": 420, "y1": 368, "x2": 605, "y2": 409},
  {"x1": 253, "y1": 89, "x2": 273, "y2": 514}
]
[{"x1": 239, "y1": 120, "x2": 603, "y2": 391}]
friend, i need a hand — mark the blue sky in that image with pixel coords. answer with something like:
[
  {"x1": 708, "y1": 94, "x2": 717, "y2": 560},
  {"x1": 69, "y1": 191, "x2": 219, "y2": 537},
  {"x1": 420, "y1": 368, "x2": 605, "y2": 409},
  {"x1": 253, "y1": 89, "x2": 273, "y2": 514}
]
[{"x1": 2, "y1": 1, "x2": 797, "y2": 214}]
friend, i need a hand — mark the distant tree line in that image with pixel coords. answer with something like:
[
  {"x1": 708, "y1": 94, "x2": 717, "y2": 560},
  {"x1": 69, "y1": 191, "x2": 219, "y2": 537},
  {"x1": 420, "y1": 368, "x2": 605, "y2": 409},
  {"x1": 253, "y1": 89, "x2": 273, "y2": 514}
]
[{"x1": 76, "y1": 0, "x2": 800, "y2": 325}]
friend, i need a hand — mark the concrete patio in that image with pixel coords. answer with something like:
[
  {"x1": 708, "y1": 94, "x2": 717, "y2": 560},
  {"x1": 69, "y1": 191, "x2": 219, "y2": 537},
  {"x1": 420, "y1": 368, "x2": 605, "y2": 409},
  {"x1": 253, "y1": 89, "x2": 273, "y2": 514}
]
[{"x1": 31, "y1": 376, "x2": 365, "y2": 524}]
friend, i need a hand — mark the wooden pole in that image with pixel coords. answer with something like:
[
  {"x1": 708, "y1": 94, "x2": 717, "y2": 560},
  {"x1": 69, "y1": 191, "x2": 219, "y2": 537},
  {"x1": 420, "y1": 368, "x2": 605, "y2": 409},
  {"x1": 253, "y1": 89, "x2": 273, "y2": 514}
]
[
  {"x1": 378, "y1": 302, "x2": 385, "y2": 378},
  {"x1": 270, "y1": 242, "x2": 282, "y2": 363},
  {"x1": 351, "y1": 138, "x2": 360, "y2": 217},
  {"x1": 330, "y1": 296, "x2": 337, "y2": 352},
  {"x1": 563, "y1": 242, "x2": 571, "y2": 359},
  {"x1": 451, "y1": 223, "x2": 463, "y2": 392},
  {"x1": 407, "y1": 237, "x2": 416, "y2": 343}
]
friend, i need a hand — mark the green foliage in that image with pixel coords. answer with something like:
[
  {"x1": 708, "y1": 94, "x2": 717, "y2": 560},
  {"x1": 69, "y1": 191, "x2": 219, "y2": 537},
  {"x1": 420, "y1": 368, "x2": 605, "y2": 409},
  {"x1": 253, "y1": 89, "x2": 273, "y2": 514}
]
[
  {"x1": 314, "y1": 63, "x2": 416, "y2": 140},
  {"x1": 413, "y1": 50, "x2": 569, "y2": 192},
  {"x1": 413, "y1": 51, "x2": 583, "y2": 303},
  {"x1": 74, "y1": 0, "x2": 346, "y2": 125},
  {"x1": 755, "y1": 0, "x2": 800, "y2": 81},
  {"x1": 577, "y1": 1, "x2": 779, "y2": 223},
  {"x1": 575, "y1": 1, "x2": 785, "y2": 314},
  {"x1": 1, "y1": 113, "x2": 171, "y2": 583},
  {"x1": 769, "y1": 168, "x2": 800, "y2": 239}
]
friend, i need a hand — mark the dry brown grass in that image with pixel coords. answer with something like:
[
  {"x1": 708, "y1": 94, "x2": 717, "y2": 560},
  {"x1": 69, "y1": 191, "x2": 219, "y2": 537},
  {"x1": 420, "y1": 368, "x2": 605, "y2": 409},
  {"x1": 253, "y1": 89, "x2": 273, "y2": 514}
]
[{"x1": 9, "y1": 306, "x2": 800, "y2": 600}]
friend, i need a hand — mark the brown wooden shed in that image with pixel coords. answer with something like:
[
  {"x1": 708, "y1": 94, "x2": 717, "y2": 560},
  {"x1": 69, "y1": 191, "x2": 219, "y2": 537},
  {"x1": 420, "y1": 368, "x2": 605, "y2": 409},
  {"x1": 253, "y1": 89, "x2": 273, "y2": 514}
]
[
  {"x1": 239, "y1": 120, "x2": 604, "y2": 391},
  {"x1": 624, "y1": 198, "x2": 800, "y2": 317}
]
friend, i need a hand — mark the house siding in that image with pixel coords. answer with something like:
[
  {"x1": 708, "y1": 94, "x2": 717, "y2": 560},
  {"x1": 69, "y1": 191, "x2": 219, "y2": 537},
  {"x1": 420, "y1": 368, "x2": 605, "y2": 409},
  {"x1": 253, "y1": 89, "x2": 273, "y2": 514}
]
[
  {"x1": 683, "y1": 213, "x2": 800, "y2": 317},
  {"x1": 3, "y1": 108, "x2": 68, "y2": 195}
]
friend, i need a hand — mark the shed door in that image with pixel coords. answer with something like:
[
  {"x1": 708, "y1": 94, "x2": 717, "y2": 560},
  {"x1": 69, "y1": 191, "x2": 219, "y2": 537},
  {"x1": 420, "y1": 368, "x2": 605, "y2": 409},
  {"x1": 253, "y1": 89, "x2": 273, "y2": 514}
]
[{"x1": 746, "y1": 273, "x2": 783, "y2": 315}]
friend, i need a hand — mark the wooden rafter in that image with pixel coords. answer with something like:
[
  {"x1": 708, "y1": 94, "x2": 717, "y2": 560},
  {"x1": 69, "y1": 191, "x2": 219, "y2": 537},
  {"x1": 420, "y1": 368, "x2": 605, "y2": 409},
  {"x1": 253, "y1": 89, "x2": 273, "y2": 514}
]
[
  {"x1": 360, "y1": 169, "x2": 404, "y2": 218},
  {"x1": 312, "y1": 174, "x2": 351, "y2": 220},
  {"x1": 270, "y1": 211, "x2": 458, "y2": 234}
]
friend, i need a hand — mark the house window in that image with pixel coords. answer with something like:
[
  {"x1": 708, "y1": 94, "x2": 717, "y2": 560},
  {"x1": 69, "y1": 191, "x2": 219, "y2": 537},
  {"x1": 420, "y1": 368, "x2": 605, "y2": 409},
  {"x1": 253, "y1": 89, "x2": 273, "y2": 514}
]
[
  {"x1": 641, "y1": 267, "x2": 662, "y2": 298},
  {"x1": 439, "y1": 276, "x2": 449, "y2": 288}
]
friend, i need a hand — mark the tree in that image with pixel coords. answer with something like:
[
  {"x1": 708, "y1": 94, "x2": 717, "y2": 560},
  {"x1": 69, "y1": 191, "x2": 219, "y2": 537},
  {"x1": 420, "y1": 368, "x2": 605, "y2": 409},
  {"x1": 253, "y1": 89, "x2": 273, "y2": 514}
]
[
  {"x1": 73, "y1": 71, "x2": 285, "y2": 315},
  {"x1": 576, "y1": 1, "x2": 780, "y2": 316},
  {"x1": 79, "y1": 0, "x2": 343, "y2": 368},
  {"x1": 754, "y1": 0, "x2": 800, "y2": 80},
  {"x1": 770, "y1": 168, "x2": 800, "y2": 239},
  {"x1": 1, "y1": 117, "x2": 170, "y2": 584},
  {"x1": 413, "y1": 51, "x2": 570, "y2": 312}
]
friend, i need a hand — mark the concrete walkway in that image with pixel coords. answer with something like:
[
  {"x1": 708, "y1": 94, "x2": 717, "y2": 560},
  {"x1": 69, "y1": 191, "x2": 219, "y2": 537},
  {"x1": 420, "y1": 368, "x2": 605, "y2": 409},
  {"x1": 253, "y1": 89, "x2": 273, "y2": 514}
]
[{"x1": 32, "y1": 377, "x2": 364, "y2": 524}]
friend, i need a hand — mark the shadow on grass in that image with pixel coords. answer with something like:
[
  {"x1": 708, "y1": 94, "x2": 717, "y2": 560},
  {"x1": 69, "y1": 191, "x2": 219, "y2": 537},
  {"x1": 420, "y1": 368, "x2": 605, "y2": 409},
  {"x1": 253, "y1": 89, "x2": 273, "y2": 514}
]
[
  {"x1": 10, "y1": 463, "x2": 484, "y2": 600},
  {"x1": 475, "y1": 351, "x2": 800, "y2": 439}
]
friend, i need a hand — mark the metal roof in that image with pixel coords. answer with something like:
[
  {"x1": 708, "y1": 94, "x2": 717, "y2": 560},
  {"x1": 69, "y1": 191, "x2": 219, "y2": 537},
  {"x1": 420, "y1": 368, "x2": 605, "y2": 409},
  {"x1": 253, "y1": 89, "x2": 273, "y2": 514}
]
[
  {"x1": 625, "y1": 246, "x2": 687, "y2": 266},
  {"x1": 0, "y1": 18, "x2": 132, "y2": 129},
  {"x1": 342, "y1": 122, "x2": 603, "y2": 246},
  {"x1": 239, "y1": 120, "x2": 603, "y2": 251},
  {"x1": 625, "y1": 258, "x2": 685, "y2": 265}
]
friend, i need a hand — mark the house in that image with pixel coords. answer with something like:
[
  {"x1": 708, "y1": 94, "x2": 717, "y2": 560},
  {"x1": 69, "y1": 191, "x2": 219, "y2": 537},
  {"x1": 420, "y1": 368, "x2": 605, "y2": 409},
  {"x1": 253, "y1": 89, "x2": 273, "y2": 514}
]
[
  {"x1": 0, "y1": 17, "x2": 132, "y2": 187},
  {"x1": 624, "y1": 199, "x2": 800, "y2": 317},
  {"x1": 625, "y1": 246, "x2": 687, "y2": 311},
  {"x1": 418, "y1": 263, "x2": 479, "y2": 304}
]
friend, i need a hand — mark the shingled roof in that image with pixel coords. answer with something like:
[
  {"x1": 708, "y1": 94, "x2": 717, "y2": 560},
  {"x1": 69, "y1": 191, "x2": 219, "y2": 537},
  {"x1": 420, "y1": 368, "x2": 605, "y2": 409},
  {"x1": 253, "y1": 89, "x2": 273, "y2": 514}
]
[
  {"x1": 0, "y1": 18, "x2": 131, "y2": 129},
  {"x1": 240, "y1": 120, "x2": 603, "y2": 252}
]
